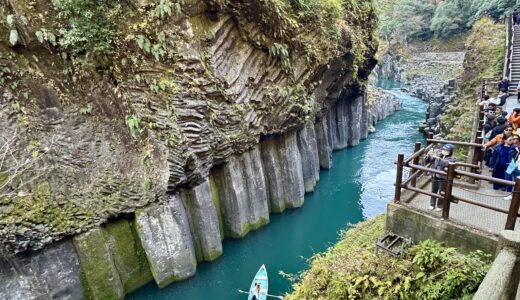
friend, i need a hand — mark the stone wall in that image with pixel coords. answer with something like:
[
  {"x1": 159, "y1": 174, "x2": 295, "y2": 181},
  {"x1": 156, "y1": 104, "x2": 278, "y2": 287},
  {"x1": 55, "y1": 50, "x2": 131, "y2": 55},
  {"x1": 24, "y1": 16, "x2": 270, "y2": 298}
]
[
  {"x1": 386, "y1": 202, "x2": 497, "y2": 255},
  {"x1": 0, "y1": 94, "x2": 400, "y2": 299}
]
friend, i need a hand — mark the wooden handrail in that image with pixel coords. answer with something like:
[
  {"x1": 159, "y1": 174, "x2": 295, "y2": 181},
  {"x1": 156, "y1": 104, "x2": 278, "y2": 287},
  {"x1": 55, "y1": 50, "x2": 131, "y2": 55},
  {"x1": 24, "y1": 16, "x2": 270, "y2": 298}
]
[
  {"x1": 452, "y1": 195, "x2": 512, "y2": 215},
  {"x1": 404, "y1": 183, "x2": 445, "y2": 200},
  {"x1": 456, "y1": 169, "x2": 515, "y2": 186},
  {"x1": 407, "y1": 163, "x2": 446, "y2": 176},
  {"x1": 426, "y1": 139, "x2": 483, "y2": 148}
]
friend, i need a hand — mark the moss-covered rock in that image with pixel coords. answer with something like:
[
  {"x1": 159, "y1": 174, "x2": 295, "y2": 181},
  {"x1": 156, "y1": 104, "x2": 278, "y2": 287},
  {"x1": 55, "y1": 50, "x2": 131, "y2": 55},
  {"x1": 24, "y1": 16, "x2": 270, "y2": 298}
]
[
  {"x1": 104, "y1": 219, "x2": 153, "y2": 294},
  {"x1": 73, "y1": 229, "x2": 124, "y2": 300}
]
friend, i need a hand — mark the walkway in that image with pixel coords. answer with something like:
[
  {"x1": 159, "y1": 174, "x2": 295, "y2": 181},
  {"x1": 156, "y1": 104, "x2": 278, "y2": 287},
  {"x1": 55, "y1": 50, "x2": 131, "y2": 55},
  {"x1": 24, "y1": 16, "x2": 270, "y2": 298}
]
[
  {"x1": 407, "y1": 178, "x2": 519, "y2": 236},
  {"x1": 406, "y1": 95, "x2": 520, "y2": 235}
]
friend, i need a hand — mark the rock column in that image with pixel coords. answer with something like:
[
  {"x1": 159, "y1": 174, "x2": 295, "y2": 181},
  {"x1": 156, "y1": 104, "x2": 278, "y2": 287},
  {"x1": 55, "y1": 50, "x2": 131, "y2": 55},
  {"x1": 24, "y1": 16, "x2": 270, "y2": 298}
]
[
  {"x1": 261, "y1": 132, "x2": 305, "y2": 212},
  {"x1": 181, "y1": 179, "x2": 223, "y2": 262},
  {"x1": 297, "y1": 122, "x2": 320, "y2": 192},
  {"x1": 135, "y1": 198, "x2": 197, "y2": 288},
  {"x1": 315, "y1": 116, "x2": 332, "y2": 169},
  {"x1": 211, "y1": 145, "x2": 270, "y2": 238}
]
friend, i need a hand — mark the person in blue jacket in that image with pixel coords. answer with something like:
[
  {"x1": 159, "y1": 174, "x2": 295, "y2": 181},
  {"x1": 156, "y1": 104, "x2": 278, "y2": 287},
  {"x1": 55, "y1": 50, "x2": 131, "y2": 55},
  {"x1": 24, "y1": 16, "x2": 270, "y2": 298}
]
[{"x1": 490, "y1": 136, "x2": 518, "y2": 191}]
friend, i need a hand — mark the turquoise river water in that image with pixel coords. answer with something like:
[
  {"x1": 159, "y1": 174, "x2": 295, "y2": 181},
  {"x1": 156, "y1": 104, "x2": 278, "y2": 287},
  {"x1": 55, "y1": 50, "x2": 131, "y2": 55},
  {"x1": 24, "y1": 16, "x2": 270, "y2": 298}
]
[{"x1": 128, "y1": 80, "x2": 427, "y2": 300}]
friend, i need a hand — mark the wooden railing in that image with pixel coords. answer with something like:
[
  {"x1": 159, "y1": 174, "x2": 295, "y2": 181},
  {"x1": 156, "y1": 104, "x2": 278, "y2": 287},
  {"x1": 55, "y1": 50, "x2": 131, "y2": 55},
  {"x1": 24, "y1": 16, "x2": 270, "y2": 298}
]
[{"x1": 394, "y1": 138, "x2": 520, "y2": 231}]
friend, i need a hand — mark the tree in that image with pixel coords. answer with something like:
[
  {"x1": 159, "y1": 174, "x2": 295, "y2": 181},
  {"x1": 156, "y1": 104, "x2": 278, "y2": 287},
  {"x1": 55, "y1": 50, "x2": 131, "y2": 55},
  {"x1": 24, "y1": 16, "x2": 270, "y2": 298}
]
[
  {"x1": 377, "y1": 0, "x2": 436, "y2": 43},
  {"x1": 430, "y1": 0, "x2": 473, "y2": 38}
]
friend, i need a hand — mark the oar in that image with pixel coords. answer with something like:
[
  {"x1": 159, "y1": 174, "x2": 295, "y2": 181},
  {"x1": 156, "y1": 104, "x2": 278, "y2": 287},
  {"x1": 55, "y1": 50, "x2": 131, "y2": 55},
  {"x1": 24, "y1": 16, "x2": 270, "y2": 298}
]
[{"x1": 237, "y1": 289, "x2": 284, "y2": 299}]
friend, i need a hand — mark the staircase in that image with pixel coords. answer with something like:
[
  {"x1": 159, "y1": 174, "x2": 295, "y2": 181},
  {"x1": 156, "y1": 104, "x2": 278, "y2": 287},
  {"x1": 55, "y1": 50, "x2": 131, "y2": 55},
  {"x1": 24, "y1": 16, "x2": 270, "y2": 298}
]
[{"x1": 509, "y1": 25, "x2": 520, "y2": 95}]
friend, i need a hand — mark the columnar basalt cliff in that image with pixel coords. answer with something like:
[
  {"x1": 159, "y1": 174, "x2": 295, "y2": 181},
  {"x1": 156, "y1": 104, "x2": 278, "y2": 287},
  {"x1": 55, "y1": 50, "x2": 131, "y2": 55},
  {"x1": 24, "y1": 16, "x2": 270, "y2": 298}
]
[{"x1": 0, "y1": 0, "x2": 401, "y2": 298}]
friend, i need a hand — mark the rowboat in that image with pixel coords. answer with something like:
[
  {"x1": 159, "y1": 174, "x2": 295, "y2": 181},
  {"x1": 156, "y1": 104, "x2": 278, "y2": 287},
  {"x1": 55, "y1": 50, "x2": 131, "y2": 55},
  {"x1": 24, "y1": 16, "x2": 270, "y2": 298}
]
[{"x1": 248, "y1": 264, "x2": 268, "y2": 300}]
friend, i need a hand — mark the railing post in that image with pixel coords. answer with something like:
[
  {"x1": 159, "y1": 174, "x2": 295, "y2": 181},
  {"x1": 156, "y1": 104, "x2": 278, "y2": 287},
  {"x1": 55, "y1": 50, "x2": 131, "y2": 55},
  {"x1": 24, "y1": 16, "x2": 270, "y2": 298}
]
[
  {"x1": 427, "y1": 132, "x2": 434, "y2": 145},
  {"x1": 505, "y1": 178, "x2": 520, "y2": 230},
  {"x1": 394, "y1": 154, "x2": 404, "y2": 203},
  {"x1": 469, "y1": 137, "x2": 484, "y2": 185},
  {"x1": 442, "y1": 163, "x2": 456, "y2": 220},
  {"x1": 410, "y1": 142, "x2": 421, "y2": 188}
]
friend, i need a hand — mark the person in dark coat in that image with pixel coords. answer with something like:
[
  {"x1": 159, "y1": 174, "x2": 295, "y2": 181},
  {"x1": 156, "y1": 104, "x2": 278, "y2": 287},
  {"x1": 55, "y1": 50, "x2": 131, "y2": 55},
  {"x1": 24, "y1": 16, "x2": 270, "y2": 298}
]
[
  {"x1": 489, "y1": 116, "x2": 507, "y2": 140},
  {"x1": 498, "y1": 77, "x2": 510, "y2": 94},
  {"x1": 490, "y1": 136, "x2": 518, "y2": 191},
  {"x1": 483, "y1": 114, "x2": 497, "y2": 137},
  {"x1": 497, "y1": 92, "x2": 508, "y2": 106},
  {"x1": 425, "y1": 144, "x2": 456, "y2": 211}
]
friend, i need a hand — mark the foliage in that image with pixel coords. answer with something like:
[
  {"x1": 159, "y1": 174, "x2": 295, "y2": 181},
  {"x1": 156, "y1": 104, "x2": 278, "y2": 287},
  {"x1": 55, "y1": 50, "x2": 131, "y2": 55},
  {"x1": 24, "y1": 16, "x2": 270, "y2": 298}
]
[
  {"x1": 443, "y1": 18, "x2": 505, "y2": 141},
  {"x1": 377, "y1": 0, "x2": 436, "y2": 43},
  {"x1": 378, "y1": 0, "x2": 520, "y2": 42},
  {"x1": 125, "y1": 114, "x2": 142, "y2": 138},
  {"x1": 6, "y1": 14, "x2": 19, "y2": 46},
  {"x1": 51, "y1": 0, "x2": 125, "y2": 56},
  {"x1": 285, "y1": 215, "x2": 490, "y2": 300},
  {"x1": 430, "y1": 0, "x2": 473, "y2": 38}
]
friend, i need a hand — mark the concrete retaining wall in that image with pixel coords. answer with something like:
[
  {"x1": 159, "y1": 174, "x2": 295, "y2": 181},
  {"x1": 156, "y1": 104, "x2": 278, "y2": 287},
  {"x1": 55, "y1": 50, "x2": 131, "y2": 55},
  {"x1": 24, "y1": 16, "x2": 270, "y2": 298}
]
[{"x1": 386, "y1": 202, "x2": 498, "y2": 255}]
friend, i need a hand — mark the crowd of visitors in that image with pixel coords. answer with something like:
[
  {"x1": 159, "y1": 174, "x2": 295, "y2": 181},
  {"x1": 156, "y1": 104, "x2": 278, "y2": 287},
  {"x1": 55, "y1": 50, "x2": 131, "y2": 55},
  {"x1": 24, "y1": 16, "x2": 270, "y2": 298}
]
[{"x1": 479, "y1": 78, "x2": 520, "y2": 200}]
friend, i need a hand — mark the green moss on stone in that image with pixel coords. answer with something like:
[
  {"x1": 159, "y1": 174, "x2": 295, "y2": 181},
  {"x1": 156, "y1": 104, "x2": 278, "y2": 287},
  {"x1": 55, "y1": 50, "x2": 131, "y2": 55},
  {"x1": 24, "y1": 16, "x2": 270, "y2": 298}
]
[
  {"x1": 209, "y1": 175, "x2": 225, "y2": 240},
  {"x1": 105, "y1": 219, "x2": 153, "y2": 294},
  {"x1": 249, "y1": 217, "x2": 269, "y2": 231},
  {"x1": 73, "y1": 229, "x2": 124, "y2": 300}
]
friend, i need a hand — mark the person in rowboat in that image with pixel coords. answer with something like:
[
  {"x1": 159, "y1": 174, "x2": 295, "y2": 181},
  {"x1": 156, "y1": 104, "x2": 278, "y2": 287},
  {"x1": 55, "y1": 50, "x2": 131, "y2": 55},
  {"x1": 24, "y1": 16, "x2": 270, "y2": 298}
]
[{"x1": 252, "y1": 282, "x2": 263, "y2": 300}]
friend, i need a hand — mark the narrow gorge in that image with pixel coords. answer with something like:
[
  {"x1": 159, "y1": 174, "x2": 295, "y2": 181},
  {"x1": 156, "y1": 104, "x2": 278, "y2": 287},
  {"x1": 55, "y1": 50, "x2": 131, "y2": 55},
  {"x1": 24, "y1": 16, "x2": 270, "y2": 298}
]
[{"x1": 0, "y1": 0, "x2": 404, "y2": 299}]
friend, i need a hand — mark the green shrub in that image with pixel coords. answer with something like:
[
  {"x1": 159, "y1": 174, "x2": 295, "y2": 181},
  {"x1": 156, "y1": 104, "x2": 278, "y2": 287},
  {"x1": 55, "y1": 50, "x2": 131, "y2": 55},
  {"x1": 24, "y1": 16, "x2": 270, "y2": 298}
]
[
  {"x1": 285, "y1": 216, "x2": 490, "y2": 300},
  {"x1": 52, "y1": 0, "x2": 125, "y2": 56}
]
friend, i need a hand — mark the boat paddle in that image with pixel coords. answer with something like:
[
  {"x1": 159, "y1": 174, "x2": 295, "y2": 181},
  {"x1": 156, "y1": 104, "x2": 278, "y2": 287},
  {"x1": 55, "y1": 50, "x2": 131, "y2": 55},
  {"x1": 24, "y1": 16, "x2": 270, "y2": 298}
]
[{"x1": 237, "y1": 289, "x2": 284, "y2": 299}]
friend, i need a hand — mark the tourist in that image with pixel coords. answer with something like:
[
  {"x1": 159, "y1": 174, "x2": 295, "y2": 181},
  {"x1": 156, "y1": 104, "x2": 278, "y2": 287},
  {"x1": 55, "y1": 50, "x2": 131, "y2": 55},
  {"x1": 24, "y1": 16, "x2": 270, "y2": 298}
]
[
  {"x1": 498, "y1": 77, "x2": 510, "y2": 94},
  {"x1": 490, "y1": 136, "x2": 518, "y2": 191},
  {"x1": 252, "y1": 282, "x2": 262, "y2": 300},
  {"x1": 425, "y1": 144, "x2": 456, "y2": 212},
  {"x1": 483, "y1": 114, "x2": 497, "y2": 142},
  {"x1": 483, "y1": 124, "x2": 512, "y2": 167},
  {"x1": 516, "y1": 12, "x2": 520, "y2": 26},
  {"x1": 497, "y1": 91, "x2": 508, "y2": 107},
  {"x1": 479, "y1": 95, "x2": 492, "y2": 110},
  {"x1": 505, "y1": 139, "x2": 520, "y2": 200},
  {"x1": 488, "y1": 116, "x2": 507, "y2": 140},
  {"x1": 508, "y1": 108, "x2": 520, "y2": 129},
  {"x1": 485, "y1": 102, "x2": 497, "y2": 117}
]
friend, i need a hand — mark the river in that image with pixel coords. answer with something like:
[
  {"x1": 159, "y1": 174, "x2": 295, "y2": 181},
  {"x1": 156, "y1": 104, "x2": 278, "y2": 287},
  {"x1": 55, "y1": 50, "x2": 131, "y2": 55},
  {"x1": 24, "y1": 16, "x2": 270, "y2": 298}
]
[{"x1": 128, "y1": 80, "x2": 427, "y2": 300}]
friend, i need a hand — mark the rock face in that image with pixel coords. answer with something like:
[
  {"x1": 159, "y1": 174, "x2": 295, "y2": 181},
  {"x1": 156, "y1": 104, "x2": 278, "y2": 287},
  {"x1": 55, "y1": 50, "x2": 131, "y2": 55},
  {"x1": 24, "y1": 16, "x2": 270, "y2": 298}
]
[
  {"x1": 135, "y1": 199, "x2": 197, "y2": 288},
  {"x1": 261, "y1": 133, "x2": 305, "y2": 212},
  {"x1": 0, "y1": 0, "x2": 377, "y2": 255},
  {"x1": 367, "y1": 87, "x2": 400, "y2": 133},
  {"x1": 0, "y1": 241, "x2": 84, "y2": 300},
  {"x1": 212, "y1": 145, "x2": 270, "y2": 238},
  {"x1": 0, "y1": 88, "x2": 401, "y2": 299},
  {"x1": 180, "y1": 179, "x2": 223, "y2": 262},
  {"x1": 398, "y1": 52, "x2": 465, "y2": 134},
  {"x1": 296, "y1": 123, "x2": 320, "y2": 192}
]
